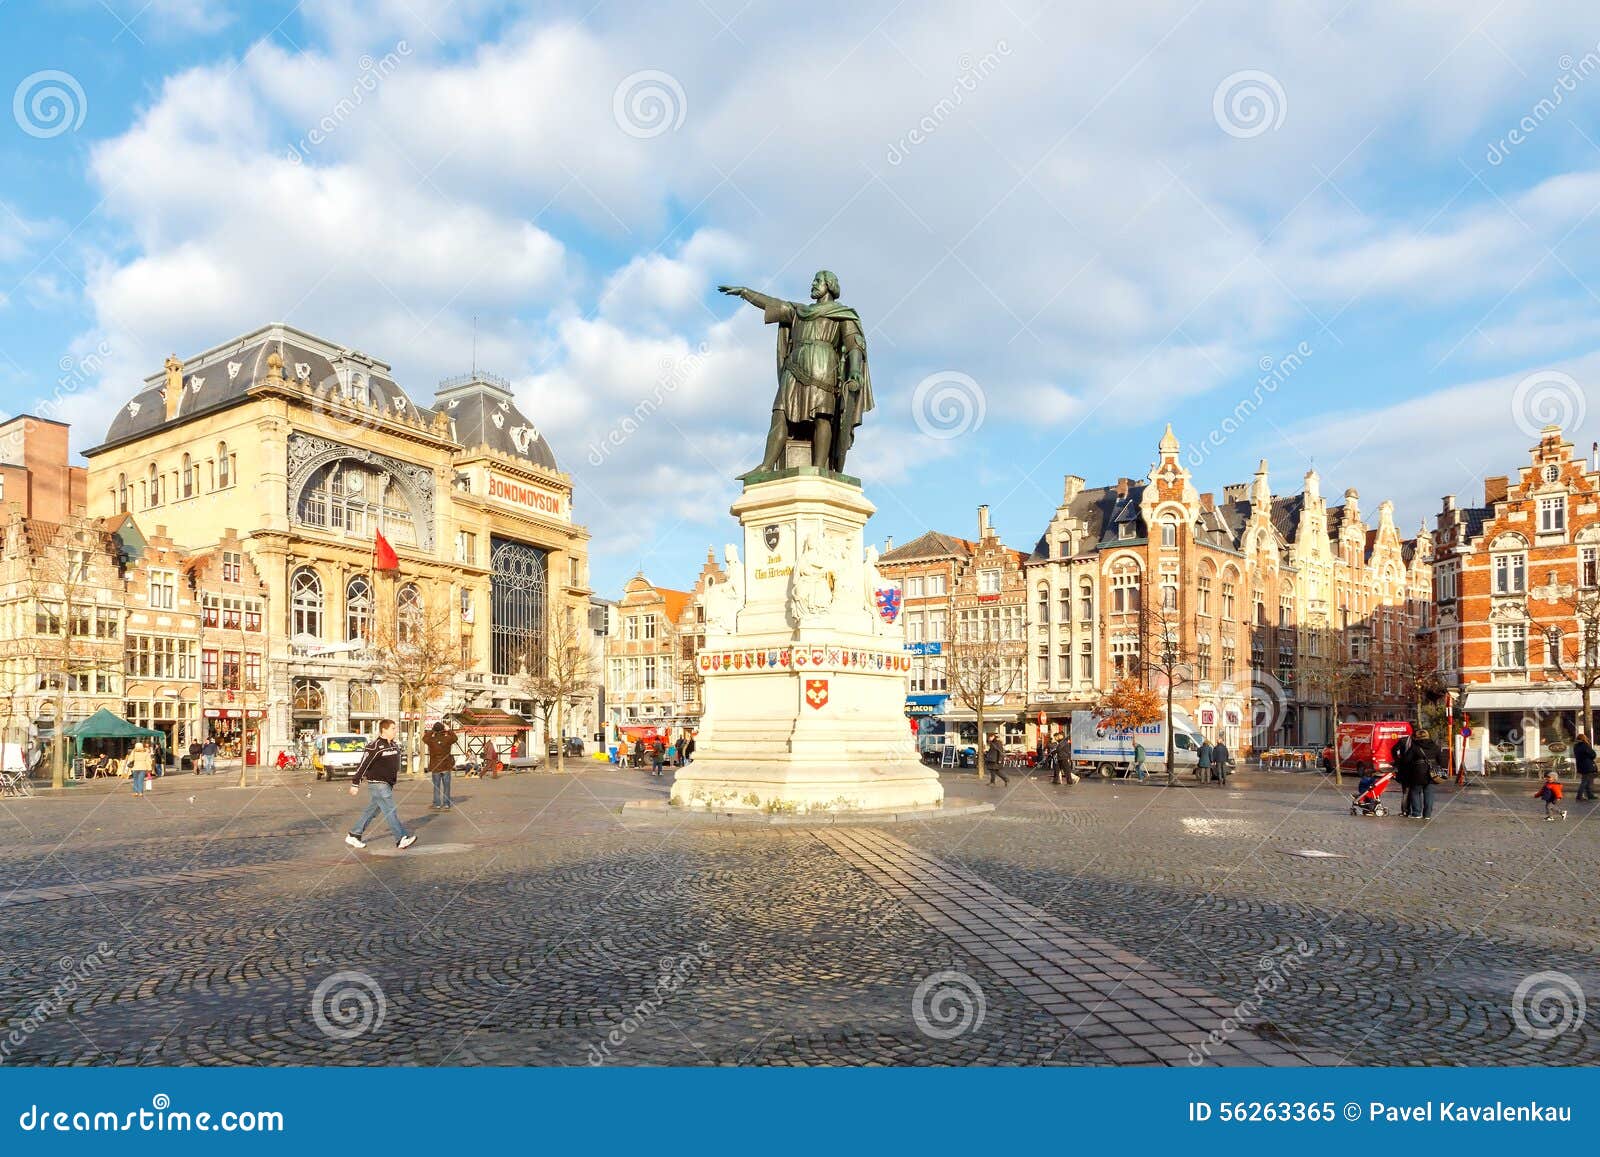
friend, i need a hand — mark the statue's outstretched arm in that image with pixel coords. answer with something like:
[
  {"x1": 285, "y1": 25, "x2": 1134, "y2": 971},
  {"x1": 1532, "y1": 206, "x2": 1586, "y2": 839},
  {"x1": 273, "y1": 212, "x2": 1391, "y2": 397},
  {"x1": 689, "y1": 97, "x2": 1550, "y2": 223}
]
[{"x1": 717, "y1": 285, "x2": 782, "y2": 313}]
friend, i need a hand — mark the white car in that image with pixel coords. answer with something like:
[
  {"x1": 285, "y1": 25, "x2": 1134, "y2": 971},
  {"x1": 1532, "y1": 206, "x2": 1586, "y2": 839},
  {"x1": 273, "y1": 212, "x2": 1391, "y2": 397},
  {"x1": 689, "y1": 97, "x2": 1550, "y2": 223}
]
[{"x1": 313, "y1": 733, "x2": 371, "y2": 781}]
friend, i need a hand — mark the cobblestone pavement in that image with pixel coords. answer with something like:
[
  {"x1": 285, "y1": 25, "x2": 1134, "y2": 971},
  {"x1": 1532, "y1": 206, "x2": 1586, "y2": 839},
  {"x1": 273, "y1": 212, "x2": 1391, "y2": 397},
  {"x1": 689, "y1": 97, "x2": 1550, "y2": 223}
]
[{"x1": 0, "y1": 765, "x2": 1595, "y2": 1066}]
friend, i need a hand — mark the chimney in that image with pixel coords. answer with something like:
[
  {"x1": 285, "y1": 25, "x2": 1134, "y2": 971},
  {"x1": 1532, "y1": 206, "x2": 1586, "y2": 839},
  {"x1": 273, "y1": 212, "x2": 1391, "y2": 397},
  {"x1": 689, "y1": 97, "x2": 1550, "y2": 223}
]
[
  {"x1": 1199, "y1": 492, "x2": 1215, "y2": 512},
  {"x1": 1116, "y1": 477, "x2": 1131, "y2": 498},
  {"x1": 977, "y1": 504, "x2": 991, "y2": 539},
  {"x1": 163, "y1": 355, "x2": 184, "y2": 421},
  {"x1": 1062, "y1": 474, "x2": 1084, "y2": 504},
  {"x1": 884, "y1": 536, "x2": 894, "y2": 552},
  {"x1": 1222, "y1": 483, "x2": 1249, "y2": 504},
  {"x1": 1442, "y1": 495, "x2": 1455, "y2": 512},
  {"x1": 1484, "y1": 475, "x2": 1509, "y2": 505}
]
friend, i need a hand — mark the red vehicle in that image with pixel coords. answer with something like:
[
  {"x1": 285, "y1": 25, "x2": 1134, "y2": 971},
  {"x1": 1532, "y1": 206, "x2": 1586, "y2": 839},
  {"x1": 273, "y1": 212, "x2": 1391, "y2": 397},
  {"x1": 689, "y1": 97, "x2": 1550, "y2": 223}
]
[{"x1": 1334, "y1": 721, "x2": 1413, "y2": 775}]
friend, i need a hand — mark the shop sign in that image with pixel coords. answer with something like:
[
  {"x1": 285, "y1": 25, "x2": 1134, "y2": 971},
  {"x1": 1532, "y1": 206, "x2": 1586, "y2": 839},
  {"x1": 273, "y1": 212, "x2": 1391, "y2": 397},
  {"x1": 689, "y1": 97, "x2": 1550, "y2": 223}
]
[{"x1": 487, "y1": 472, "x2": 568, "y2": 521}]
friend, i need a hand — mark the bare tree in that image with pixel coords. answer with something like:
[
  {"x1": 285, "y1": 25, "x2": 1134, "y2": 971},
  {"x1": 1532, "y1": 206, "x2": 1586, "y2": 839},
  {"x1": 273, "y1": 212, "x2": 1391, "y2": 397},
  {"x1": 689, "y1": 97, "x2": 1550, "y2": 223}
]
[
  {"x1": 1549, "y1": 588, "x2": 1600, "y2": 744},
  {"x1": 6, "y1": 513, "x2": 122, "y2": 788},
  {"x1": 944, "y1": 612, "x2": 1025, "y2": 780},
  {"x1": 1299, "y1": 645, "x2": 1372, "y2": 785},
  {"x1": 521, "y1": 603, "x2": 600, "y2": 774},
  {"x1": 366, "y1": 590, "x2": 464, "y2": 776},
  {"x1": 1141, "y1": 599, "x2": 1196, "y2": 785}
]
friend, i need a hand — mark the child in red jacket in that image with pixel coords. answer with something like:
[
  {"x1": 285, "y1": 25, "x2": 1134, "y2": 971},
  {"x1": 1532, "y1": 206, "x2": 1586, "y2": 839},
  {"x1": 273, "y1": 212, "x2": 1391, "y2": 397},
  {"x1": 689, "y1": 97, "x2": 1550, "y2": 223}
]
[{"x1": 1537, "y1": 771, "x2": 1567, "y2": 821}]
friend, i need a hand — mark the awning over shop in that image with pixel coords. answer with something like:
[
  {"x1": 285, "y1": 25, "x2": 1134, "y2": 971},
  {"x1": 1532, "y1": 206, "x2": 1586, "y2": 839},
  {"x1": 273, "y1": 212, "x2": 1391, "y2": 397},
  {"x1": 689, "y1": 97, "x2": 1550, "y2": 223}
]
[
  {"x1": 1462, "y1": 689, "x2": 1582, "y2": 712},
  {"x1": 447, "y1": 708, "x2": 528, "y2": 736}
]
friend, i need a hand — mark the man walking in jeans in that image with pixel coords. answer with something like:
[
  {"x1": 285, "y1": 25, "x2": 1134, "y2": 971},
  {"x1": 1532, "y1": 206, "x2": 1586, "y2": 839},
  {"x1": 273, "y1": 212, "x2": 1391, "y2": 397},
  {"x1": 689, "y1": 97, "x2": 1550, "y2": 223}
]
[{"x1": 344, "y1": 719, "x2": 416, "y2": 850}]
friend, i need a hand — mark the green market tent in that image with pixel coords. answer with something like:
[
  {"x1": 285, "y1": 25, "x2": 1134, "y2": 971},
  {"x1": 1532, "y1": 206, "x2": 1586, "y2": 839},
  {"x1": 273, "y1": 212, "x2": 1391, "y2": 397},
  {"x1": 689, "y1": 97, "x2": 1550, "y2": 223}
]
[{"x1": 61, "y1": 708, "x2": 166, "y2": 758}]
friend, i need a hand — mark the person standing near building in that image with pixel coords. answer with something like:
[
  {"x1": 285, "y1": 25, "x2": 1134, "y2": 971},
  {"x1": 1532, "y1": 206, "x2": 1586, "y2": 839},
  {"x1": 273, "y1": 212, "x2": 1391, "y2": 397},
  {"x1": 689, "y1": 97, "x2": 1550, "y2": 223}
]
[
  {"x1": 1131, "y1": 740, "x2": 1148, "y2": 782},
  {"x1": 1574, "y1": 732, "x2": 1598, "y2": 802},
  {"x1": 651, "y1": 742, "x2": 665, "y2": 778},
  {"x1": 1196, "y1": 738, "x2": 1213, "y2": 783},
  {"x1": 985, "y1": 733, "x2": 1009, "y2": 786},
  {"x1": 424, "y1": 721, "x2": 457, "y2": 811},
  {"x1": 343, "y1": 719, "x2": 416, "y2": 850},
  {"x1": 126, "y1": 740, "x2": 152, "y2": 796},
  {"x1": 1211, "y1": 738, "x2": 1231, "y2": 784},
  {"x1": 201, "y1": 736, "x2": 218, "y2": 776}
]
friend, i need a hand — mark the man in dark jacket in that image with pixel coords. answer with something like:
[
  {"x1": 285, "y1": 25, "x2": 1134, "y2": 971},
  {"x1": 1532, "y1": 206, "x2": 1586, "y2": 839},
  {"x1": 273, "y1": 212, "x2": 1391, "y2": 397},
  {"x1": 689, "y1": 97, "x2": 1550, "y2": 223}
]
[
  {"x1": 1412, "y1": 728, "x2": 1441, "y2": 818},
  {"x1": 1211, "y1": 740, "x2": 1230, "y2": 784},
  {"x1": 344, "y1": 719, "x2": 415, "y2": 850},
  {"x1": 1391, "y1": 732, "x2": 1424, "y2": 818},
  {"x1": 985, "y1": 734, "x2": 1009, "y2": 786},
  {"x1": 1574, "y1": 732, "x2": 1598, "y2": 802},
  {"x1": 423, "y1": 721, "x2": 457, "y2": 811}
]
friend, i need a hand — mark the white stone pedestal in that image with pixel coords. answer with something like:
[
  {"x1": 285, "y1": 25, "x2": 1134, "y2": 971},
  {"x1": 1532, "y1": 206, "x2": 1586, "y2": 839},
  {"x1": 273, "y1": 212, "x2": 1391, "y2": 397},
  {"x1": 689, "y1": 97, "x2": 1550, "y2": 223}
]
[{"x1": 669, "y1": 471, "x2": 944, "y2": 814}]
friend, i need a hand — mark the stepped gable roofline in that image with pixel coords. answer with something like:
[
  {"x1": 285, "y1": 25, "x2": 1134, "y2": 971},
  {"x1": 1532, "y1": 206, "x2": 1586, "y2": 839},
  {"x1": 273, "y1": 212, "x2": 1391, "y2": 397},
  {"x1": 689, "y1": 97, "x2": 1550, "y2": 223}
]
[{"x1": 93, "y1": 322, "x2": 433, "y2": 453}]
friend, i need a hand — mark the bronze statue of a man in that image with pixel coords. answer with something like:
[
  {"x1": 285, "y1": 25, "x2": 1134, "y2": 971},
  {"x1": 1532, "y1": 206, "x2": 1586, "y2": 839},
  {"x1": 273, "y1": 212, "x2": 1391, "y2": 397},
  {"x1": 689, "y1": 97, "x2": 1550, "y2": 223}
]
[{"x1": 718, "y1": 270, "x2": 874, "y2": 475}]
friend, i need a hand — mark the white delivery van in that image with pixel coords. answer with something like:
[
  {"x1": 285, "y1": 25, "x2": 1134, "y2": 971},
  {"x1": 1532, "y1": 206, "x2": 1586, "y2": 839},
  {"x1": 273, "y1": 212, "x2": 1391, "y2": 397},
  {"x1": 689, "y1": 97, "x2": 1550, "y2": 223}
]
[
  {"x1": 1069, "y1": 710, "x2": 1204, "y2": 776},
  {"x1": 313, "y1": 733, "x2": 371, "y2": 781}
]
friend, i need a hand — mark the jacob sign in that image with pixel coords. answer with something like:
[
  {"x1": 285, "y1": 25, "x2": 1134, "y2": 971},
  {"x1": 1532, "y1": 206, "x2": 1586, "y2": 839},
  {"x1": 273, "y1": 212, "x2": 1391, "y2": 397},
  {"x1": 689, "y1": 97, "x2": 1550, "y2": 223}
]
[{"x1": 487, "y1": 473, "x2": 568, "y2": 521}]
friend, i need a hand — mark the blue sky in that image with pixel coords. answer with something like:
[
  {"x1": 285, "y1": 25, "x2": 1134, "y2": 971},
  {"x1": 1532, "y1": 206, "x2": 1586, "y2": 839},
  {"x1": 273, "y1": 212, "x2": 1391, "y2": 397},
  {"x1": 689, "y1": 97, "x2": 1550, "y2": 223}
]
[{"x1": 2, "y1": 0, "x2": 1598, "y2": 597}]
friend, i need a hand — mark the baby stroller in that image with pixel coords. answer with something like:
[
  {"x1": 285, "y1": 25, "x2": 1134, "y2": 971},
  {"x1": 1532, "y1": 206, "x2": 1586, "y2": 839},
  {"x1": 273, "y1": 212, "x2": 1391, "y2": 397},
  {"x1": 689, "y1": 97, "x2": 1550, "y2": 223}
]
[{"x1": 1350, "y1": 770, "x2": 1394, "y2": 817}]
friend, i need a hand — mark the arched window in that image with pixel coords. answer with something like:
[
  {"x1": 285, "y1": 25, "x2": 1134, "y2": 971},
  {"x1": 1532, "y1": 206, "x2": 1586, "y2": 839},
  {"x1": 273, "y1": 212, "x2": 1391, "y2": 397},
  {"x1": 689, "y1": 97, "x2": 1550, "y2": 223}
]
[
  {"x1": 217, "y1": 442, "x2": 230, "y2": 487},
  {"x1": 1036, "y1": 582, "x2": 1050, "y2": 624},
  {"x1": 290, "y1": 568, "x2": 323, "y2": 638},
  {"x1": 295, "y1": 460, "x2": 417, "y2": 546},
  {"x1": 346, "y1": 575, "x2": 373, "y2": 641},
  {"x1": 117, "y1": 473, "x2": 128, "y2": 513},
  {"x1": 147, "y1": 464, "x2": 160, "y2": 507},
  {"x1": 1160, "y1": 517, "x2": 1178, "y2": 548},
  {"x1": 292, "y1": 677, "x2": 325, "y2": 716},
  {"x1": 348, "y1": 681, "x2": 380, "y2": 716},
  {"x1": 181, "y1": 453, "x2": 193, "y2": 498},
  {"x1": 1110, "y1": 560, "x2": 1142, "y2": 613},
  {"x1": 397, "y1": 582, "x2": 422, "y2": 644},
  {"x1": 1079, "y1": 577, "x2": 1093, "y2": 622}
]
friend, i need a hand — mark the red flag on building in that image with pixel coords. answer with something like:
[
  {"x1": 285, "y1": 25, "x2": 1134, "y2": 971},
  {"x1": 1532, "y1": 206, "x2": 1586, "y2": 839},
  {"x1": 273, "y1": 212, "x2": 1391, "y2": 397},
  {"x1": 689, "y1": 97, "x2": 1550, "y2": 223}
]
[{"x1": 373, "y1": 530, "x2": 400, "y2": 572}]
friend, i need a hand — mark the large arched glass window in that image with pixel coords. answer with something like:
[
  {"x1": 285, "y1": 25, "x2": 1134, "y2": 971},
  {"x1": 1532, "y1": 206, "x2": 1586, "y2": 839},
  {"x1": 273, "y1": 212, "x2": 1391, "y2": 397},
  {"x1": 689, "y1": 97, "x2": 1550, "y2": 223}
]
[
  {"x1": 348, "y1": 681, "x2": 380, "y2": 716},
  {"x1": 292, "y1": 677, "x2": 325, "y2": 716},
  {"x1": 346, "y1": 575, "x2": 373, "y2": 641},
  {"x1": 290, "y1": 568, "x2": 323, "y2": 638},
  {"x1": 397, "y1": 582, "x2": 422, "y2": 644},
  {"x1": 296, "y1": 460, "x2": 417, "y2": 546}
]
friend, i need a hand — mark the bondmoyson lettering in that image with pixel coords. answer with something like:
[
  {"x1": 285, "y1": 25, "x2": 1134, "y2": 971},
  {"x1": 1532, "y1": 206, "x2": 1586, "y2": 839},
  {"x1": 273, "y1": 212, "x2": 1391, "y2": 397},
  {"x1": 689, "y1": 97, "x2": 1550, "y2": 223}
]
[
  {"x1": 1367, "y1": 1101, "x2": 1572, "y2": 1123},
  {"x1": 487, "y1": 474, "x2": 567, "y2": 519}
]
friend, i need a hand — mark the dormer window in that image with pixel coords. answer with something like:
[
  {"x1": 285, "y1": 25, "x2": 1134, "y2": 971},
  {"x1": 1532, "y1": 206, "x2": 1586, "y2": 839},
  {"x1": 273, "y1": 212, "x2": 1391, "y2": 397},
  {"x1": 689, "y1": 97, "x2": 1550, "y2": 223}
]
[{"x1": 1117, "y1": 522, "x2": 1135, "y2": 540}]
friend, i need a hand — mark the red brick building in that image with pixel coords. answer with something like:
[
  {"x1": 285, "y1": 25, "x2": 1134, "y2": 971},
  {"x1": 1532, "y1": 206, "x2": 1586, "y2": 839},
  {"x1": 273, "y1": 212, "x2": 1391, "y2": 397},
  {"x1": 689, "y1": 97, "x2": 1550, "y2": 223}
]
[{"x1": 1435, "y1": 424, "x2": 1600, "y2": 768}]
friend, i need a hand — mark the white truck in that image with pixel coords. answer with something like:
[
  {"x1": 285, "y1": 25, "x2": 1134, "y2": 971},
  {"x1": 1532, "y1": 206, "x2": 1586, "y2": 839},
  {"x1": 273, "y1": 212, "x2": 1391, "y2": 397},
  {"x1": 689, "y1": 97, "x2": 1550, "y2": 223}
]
[{"x1": 1069, "y1": 710, "x2": 1204, "y2": 776}]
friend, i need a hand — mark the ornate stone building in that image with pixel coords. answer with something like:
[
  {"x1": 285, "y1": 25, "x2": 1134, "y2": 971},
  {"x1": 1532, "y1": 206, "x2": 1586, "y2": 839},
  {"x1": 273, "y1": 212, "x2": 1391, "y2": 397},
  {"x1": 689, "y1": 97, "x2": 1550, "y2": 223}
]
[
  {"x1": 83, "y1": 323, "x2": 590, "y2": 759},
  {"x1": 1024, "y1": 426, "x2": 1433, "y2": 753},
  {"x1": 1435, "y1": 424, "x2": 1600, "y2": 767}
]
